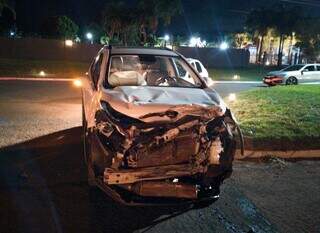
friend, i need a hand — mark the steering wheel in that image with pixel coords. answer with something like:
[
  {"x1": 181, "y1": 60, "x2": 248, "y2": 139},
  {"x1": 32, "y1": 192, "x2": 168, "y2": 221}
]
[{"x1": 146, "y1": 71, "x2": 169, "y2": 86}]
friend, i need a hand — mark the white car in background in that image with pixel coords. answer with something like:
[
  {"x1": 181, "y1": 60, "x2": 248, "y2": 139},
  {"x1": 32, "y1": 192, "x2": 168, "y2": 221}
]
[
  {"x1": 263, "y1": 64, "x2": 320, "y2": 86},
  {"x1": 186, "y1": 58, "x2": 209, "y2": 78},
  {"x1": 186, "y1": 58, "x2": 213, "y2": 86}
]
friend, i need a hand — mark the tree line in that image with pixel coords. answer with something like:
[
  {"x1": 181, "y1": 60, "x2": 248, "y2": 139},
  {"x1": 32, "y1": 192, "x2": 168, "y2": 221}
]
[
  {"x1": 245, "y1": 5, "x2": 320, "y2": 65},
  {"x1": 38, "y1": 0, "x2": 182, "y2": 47},
  {"x1": 1, "y1": 0, "x2": 320, "y2": 63}
]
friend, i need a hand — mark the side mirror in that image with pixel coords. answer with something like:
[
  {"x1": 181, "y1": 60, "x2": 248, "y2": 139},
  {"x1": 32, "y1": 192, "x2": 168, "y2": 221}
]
[
  {"x1": 301, "y1": 69, "x2": 309, "y2": 75},
  {"x1": 203, "y1": 76, "x2": 214, "y2": 87}
]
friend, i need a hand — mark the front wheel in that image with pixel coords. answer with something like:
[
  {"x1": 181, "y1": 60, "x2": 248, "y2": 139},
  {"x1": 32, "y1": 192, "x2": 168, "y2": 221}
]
[{"x1": 286, "y1": 76, "x2": 298, "y2": 85}]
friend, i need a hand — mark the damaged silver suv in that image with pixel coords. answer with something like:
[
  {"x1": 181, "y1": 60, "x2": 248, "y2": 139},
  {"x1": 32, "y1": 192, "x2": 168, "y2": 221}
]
[{"x1": 82, "y1": 46, "x2": 242, "y2": 205}]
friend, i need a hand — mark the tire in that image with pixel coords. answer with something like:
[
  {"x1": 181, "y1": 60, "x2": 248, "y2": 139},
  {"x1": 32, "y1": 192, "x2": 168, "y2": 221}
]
[{"x1": 286, "y1": 76, "x2": 298, "y2": 85}]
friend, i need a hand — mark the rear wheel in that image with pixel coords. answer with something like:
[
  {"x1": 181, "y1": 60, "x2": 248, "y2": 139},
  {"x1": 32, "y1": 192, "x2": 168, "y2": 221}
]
[{"x1": 286, "y1": 76, "x2": 298, "y2": 85}]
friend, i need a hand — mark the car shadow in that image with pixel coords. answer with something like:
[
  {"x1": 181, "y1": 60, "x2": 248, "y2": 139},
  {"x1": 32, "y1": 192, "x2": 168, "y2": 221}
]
[{"x1": 0, "y1": 127, "x2": 216, "y2": 233}]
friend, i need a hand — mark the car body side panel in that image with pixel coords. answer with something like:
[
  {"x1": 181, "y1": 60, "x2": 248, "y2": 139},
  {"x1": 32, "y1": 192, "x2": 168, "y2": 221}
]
[
  {"x1": 83, "y1": 48, "x2": 109, "y2": 128},
  {"x1": 315, "y1": 66, "x2": 320, "y2": 81}
]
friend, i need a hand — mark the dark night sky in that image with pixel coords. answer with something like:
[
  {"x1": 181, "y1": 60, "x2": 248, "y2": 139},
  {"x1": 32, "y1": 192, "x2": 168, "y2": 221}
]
[{"x1": 13, "y1": 0, "x2": 320, "y2": 38}]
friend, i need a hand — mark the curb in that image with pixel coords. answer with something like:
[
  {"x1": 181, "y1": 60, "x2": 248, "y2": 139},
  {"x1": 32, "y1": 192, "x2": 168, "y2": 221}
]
[
  {"x1": 212, "y1": 81, "x2": 262, "y2": 84},
  {"x1": 235, "y1": 149, "x2": 320, "y2": 160}
]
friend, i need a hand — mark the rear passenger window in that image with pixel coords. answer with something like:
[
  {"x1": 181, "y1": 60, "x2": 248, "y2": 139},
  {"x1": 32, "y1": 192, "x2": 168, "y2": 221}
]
[
  {"x1": 91, "y1": 54, "x2": 104, "y2": 88},
  {"x1": 196, "y1": 62, "x2": 202, "y2": 73},
  {"x1": 316, "y1": 66, "x2": 320, "y2": 71},
  {"x1": 305, "y1": 65, "x2": 315, "y2": 71}
]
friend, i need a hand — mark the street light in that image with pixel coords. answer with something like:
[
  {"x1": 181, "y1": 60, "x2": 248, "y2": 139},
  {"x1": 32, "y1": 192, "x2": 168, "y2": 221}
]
[
  {"x1": 219, "y1": 42, "x2": 229, "y2": 50},
  {"x1": 189, "y1": 37, "x2": 198, "y2": 47},
  {"x1": 164, "y1": 34, "x2": 170, "y2": 47},
  {"x1": 86, "y1": 32, "x2": 93, "y2": 44},
  {"x1": 65, "y1": 39, "x2": 73, "y2": 47},
  {"x1": 73, "y1": 79, "x2": 82, "y2": 88},
  {"x1": 39, "y1": 71, "x2": 46, "y2": 77},
  {"x1": 228, "y1": 93, "x2": 237, "y2": 102}
]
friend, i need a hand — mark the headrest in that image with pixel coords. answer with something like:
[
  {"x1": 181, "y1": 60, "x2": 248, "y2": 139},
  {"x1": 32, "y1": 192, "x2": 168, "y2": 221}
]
[{"x1": 108, "y1": 71, "x2": 146, "y2": 87}]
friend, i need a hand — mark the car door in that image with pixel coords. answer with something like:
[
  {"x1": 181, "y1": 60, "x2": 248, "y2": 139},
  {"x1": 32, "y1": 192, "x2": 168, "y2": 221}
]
[
  {"x1": 301, "y1": 65, "x2": 316, "y2": 83},
  {"x1": 315, "y1": 65, "x2": 320, "y2": 82},
  {"x1": 82, "y1": 52, "x2": 105, "y2": 128}
]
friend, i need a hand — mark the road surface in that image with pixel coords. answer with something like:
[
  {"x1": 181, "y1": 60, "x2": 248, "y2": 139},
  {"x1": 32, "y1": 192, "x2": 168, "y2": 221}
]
[{"x1": 0, "y1": 80, "x2": 319, "y2": 233}]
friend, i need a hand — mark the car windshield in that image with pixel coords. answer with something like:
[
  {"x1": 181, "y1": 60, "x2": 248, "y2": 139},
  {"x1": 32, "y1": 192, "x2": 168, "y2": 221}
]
[
  {"x1": 106, "y1": 55, "x2": 202, "y2": 88},
  {"x1": 281, "y1": 65, "x2": 305, "y2": 71}
]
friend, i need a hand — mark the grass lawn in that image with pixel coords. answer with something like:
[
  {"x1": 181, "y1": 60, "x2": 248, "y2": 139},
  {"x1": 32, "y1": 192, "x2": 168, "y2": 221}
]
[
  {"x1": 226, "y1": 85, "x2": 320, "y2": 149},
  {"x1": 209, "y1": 65, "x2": 278, "y2": 81},
  {"x1": 0, "y1": 58, "x2": 89, "y2": 78}
]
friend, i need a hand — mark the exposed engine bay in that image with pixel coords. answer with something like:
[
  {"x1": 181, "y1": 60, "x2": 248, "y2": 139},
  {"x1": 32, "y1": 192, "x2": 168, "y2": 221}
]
[{"x1": 89, "y1": 100, "x2": 242, "y2": 203}]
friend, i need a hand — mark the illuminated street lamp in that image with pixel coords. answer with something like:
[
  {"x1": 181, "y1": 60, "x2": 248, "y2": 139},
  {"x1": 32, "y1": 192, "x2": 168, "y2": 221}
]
[
  {"x1": 219, "y1": 42, "x2": 229, "y2": 50},
  {"x1": 86, "y1": 32, "x2": 93, "y2": 44},
  {"x1": 164, "y1": 34, "x2": 170, "y2": 47},
  {"x1": 39, "y1": 71, "x2": 46, "y2": 77},
  {"x1": 189, "y1": 37, "x2": 198, "y2": 47},
  {"x1": 189, "y1": 37, "x2": 206, "y2": 47},
  {"x1": 228, "y1": 93, "x2": 236, "y2": 102},
  {"x1": 73, "y1": 79, "x2": 82, "y2": 88},
  {"x1": 65, "y1": 39, "x2": 73, "y2": 47}
]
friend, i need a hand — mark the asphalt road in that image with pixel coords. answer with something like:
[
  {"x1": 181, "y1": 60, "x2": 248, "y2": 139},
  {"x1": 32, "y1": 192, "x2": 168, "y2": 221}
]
[{"x1": 0, "y1": 80, "x2": 319, "y2": 233}]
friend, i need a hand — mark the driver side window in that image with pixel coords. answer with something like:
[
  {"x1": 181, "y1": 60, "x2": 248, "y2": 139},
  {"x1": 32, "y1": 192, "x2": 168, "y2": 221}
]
[
  {"x1": 305, "y1": 65, "x2": 315, "y2": 72},
  {"x1": 175, "y1": 60, "x2": 187, "y2": 77}
]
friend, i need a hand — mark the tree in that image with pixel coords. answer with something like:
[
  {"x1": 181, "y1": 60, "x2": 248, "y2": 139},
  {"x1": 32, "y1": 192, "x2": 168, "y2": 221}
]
[
  {"x1": 41, "y1": 16, "x2": 79, "y2": 40},
  {"x1": 102, "y1": 1, "x2": 139, "y2": 45},
  {"x1": 272, "y1": 5, "x2": 300, "y2": 66},
  {"x1": 245, "y1": 8, "x2": 273, "y2": 63},
  {"x1": 0, "y1": 0, "x2": 14, "y2": 18},
  {"x1": 0, "y1": 0, "x2": 16, "y2": 35},
  {"x1": 231, "y1": 32, "x2": 252, "y2": 48},
  {"x1": 102, "y1": 0, "x2": 182, "y2": 46},
  {"x1": 296, "y1": 18, "x2": 320, "y2": 62},
  {"x1": 138, "y1": 0, "x2": 182, "y2": 45},
  {"x1": 57, "y1": 16, "x2": 79, "y2": 39}
]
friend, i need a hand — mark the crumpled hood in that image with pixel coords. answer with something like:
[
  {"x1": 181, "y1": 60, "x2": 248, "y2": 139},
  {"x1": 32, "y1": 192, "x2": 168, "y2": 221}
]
[{"x1": 101, "y1": 86, "x2": 226, "y2": 121}]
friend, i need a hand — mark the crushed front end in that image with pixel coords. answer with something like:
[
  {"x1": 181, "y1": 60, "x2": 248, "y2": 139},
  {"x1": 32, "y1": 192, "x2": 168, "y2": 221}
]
[{"x1": 89, "y1": 100, "x2": 241, "y2": 205}]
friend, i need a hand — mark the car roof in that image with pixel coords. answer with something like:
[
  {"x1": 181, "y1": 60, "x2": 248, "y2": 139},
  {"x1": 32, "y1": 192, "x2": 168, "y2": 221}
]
[
  {"x1": 107, "y1": 46, "x2": 179, "y2": 57},
  {"x1": 187, "y1": 58, "x2": 200, "y2": 62}
]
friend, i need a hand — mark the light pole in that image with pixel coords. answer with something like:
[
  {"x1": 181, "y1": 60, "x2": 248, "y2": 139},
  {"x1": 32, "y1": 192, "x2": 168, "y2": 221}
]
[
  {"x1": 164, "y1": 34, "x2": 170, "y2": 47},
  {"x1": 219, "y1": 42, "x2": 229, "y2": 50},
  {"x1": 86, "y1": 32, "x2": 93, "y2": 44}
]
